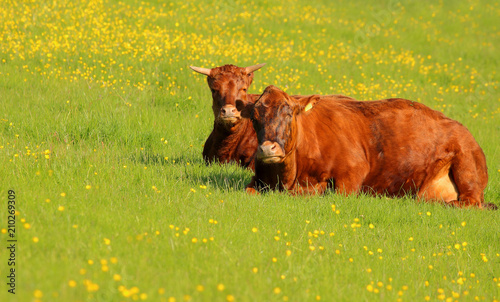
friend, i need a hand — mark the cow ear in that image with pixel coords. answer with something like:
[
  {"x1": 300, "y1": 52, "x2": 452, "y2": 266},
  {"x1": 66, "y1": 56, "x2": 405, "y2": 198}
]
[{"x1": 297, "y1": 95, "x2": 320, "y2": 114}]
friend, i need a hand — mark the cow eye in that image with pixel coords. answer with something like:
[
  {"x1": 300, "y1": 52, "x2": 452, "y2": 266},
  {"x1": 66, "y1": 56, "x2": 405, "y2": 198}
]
[{"x1": 210, "y1": 89, "x2": 217, "y2": 94}]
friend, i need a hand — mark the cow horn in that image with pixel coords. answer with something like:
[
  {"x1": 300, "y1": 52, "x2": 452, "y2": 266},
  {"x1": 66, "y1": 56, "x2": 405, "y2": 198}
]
[
  {"x1": 245, "y1": 63, "x2": 266, "y2": 74},
  {"x1": 189, "y1": 66, "x2": 212, "y2": 76}
]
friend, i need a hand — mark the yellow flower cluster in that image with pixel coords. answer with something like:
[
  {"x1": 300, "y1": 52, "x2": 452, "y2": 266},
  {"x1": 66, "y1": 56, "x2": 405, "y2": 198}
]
[
  {"x1": 1, "y1": 0, "x2": 497, "y2": 116},
  {"x1": 1, "y1": 1, "x2": 498, "y2": 301}
]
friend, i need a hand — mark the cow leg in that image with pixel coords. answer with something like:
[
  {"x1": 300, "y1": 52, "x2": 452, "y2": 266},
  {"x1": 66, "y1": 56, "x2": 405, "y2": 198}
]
[
  {"x1": 334, "y1": 164, "x2": 371, "y2": 196},
  {"x1": 418, "y1": 161, "x2": 459, "y2": 204},
  {"x1": 294, "y1": 181, "x2": 328, "y2": 195},
  {"x1": 417, "y1": 152, "x2": 496, "y2": 210},
  {"x1": 202, "y1": 131, "x2": 216, "y2": 164},
  {"x1": 245, "y1": 176, "x2": 259, "y2": 195},
  {"x1": 334, "y1": 175, "x2": 365, "y2": 196},
  {"x1": 447, "y1": 150, "x2": 495, "y2": 209}
]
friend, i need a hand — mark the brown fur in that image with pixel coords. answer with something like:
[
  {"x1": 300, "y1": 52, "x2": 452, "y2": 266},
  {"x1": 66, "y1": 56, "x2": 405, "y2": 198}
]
[
  {"x1": 246, "y1": 85, "x2": 496, "y2": 210},
  {"x1": 203, "y1": 99, "x2": 259, "y2": 169},
  {"x1": 196, "y1": 65, "x2": 307, "y2": 170},
  {"x1": 198, "y1": 65, "x2": 260, "y2": 169}
]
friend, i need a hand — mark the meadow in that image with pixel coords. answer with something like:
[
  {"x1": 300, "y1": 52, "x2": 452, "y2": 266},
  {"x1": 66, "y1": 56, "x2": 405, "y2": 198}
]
[{"x1": 0, "y1": 0, "x2": 499, "y2": 301}]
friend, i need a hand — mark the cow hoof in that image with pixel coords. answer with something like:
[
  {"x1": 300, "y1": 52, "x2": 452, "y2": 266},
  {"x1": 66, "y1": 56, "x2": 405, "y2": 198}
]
[
  {"x1": 246, "y1": 187, "x2": 259, "y2": 195},
  {"x1": 482, "y1": 203, "x2": 498, "y2": 210}
]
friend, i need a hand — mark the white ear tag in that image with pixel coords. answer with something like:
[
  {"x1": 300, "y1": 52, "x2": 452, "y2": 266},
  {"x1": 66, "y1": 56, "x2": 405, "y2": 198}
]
[{"x1": 304, "y1": 102, "x2": 313, "y2": 112}]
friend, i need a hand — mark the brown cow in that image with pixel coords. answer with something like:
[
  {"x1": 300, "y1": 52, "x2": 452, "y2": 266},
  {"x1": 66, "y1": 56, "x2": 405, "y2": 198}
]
[
  {"x1": 190, "y1": 64, "x2": 265, "y2": 169},
  {"x1": 190, "y1": 64, "x2": 307, "y2": 170},
  {"x1": 246, "y1": 85, "x2": 496, "y2": 209}
]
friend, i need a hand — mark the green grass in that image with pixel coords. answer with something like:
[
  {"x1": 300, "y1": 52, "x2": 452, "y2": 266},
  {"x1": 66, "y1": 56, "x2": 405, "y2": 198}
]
[{"x1": 0, "y1": 0, "x2": 499, "y2": 301}]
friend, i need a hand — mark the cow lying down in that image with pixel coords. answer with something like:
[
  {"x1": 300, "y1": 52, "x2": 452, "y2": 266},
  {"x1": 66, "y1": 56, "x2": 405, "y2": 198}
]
[
  {"x1": 190, "y1": 63, "x2": 266, "y2": 170},
  {"x1": 190, "y1": 63, "x2": 310, "y2": 170},
  {"x1": 245, "y1": 85, "x2": 496, "y2": 210}
]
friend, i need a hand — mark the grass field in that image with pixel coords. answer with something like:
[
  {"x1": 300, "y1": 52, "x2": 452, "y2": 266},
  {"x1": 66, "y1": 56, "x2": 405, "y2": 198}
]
[{"x1": 0, "y1": 0, "x2": 499, "y2": 301}]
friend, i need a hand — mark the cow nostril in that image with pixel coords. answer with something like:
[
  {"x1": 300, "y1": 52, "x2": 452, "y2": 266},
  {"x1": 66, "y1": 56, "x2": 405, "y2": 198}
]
[
  {"x1": 221, "y1": 107, "x2": 237, "y2": 116},
  {"x1": 270, "y1": 144, "x2": 276, "y2": 150}
]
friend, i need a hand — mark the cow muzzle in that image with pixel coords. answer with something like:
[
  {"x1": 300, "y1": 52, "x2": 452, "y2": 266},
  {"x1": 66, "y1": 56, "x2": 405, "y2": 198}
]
[
  {"x1": 219, "y1": 105, "x2": 241, "y2": 124},
  {"x1": 257, "y1": 141, "x2": 285, "y2": 163}
]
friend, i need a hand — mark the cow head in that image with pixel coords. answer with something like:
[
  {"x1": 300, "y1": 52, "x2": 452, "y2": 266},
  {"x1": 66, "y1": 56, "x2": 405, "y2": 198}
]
[
  {"x1": 251, "y1": 86, "x2": 317, "y2": 164},
  {"x1": 190, "y1": 63, "x2": 266, "y2": 128}
]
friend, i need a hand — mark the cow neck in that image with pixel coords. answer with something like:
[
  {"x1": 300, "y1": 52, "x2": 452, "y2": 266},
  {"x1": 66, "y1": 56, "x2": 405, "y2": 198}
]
[
  {"x1": 288, "y1": 114, "x2": 310, "y2": 188},
  {"x1": 295, "y1": 113, "x2": 309, "y2": 152},
  {"x1": 215, "y1": 119, "x2": 250, "y2": 149},
  {"x1": 279, "y1": 148, "x2": 298, "y2": 190},
  {"x1": 276, "y1": 122, "x2": 300, "y2": 190}
]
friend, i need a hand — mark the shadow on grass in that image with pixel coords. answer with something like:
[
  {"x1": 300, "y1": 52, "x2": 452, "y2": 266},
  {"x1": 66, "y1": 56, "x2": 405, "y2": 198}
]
[
  {"x1": 195, "y1": 164, "x2": 253, "y2": 192},
  {"x1": 132, "y1": 151, "x2": 500, "y2": 210},
  {"x1": 129, "y1": 151, "x2": 253, "y2": 192},
  {"x1": 129, "y1": 151, "x2": 205, "y2": 166}
]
